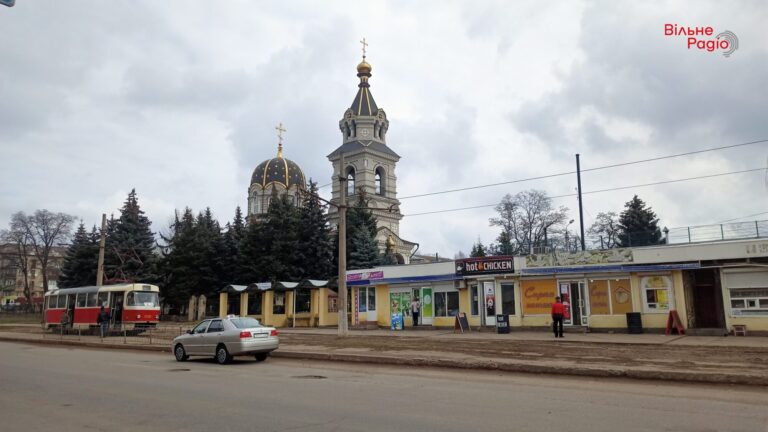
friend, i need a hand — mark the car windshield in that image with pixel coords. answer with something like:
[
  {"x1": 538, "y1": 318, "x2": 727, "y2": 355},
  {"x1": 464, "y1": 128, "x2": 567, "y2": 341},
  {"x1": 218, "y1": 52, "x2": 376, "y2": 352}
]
[{"x1": 229, "y1": 317, "x2": 262, "y2": 329}]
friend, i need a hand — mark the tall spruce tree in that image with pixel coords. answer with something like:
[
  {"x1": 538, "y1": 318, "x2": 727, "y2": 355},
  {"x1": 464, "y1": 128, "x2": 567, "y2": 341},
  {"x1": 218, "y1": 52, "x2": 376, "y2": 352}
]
[
  {"x1": 222, "y1": 206, "x2": 245, "y2": 283},
  {"x1": 344, "y1": 192, "x2": 381, "y2": 270},
  {"x1": 158, "y1": 209, "x2": 197, "y2": 309},
  {"x1": 240, "y1": 193, "x2": 301, "y2": 282},
  {"x1": 104, "y1": 189, "x2": 158, "y2": 282},
  {"x1": 194, "y1": 208, "x2": 227, "y2": 297},
  {"x1": 58, "y1": 223, "x2": 99, "y2": 287},
  {"x1": 297, "y1": 181, "x2": 334, "y2": 279},
  {"x1": 617, "y1": 195, "x2": 663, "y2": 247},
  {"x1": 470, "y1": 239, "x2": 487, "y2": 257}
]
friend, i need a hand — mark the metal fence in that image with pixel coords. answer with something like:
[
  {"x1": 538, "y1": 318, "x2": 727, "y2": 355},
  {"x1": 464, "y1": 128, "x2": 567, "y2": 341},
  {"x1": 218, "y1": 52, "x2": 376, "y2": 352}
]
[{"x1": 41, "y1": 324, "x2": 192, "y2": 346}]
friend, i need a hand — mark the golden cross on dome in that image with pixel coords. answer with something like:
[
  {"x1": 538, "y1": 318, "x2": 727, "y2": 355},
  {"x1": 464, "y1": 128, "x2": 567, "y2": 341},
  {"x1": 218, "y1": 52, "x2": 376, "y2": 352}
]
[
  {"x1": 360, "y1": 37, "x2": 368, "y2": 59},
  {"x1": 275, "y1": 122, "x2": 286, "y2": 145}
]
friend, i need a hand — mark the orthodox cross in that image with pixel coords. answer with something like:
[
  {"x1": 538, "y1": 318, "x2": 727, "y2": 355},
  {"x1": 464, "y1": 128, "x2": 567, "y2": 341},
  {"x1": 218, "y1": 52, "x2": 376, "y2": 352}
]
[
  {"x1": 360, "y1": 37, "x2": 368, "y2": 59},
  {"x1": 275, "y1": 122, "x2": 286, "y2": 145}
]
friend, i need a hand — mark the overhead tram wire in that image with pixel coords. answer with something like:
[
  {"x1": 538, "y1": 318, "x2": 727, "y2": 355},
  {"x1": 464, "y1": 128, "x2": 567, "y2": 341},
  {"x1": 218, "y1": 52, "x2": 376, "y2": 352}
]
[
  {"x1": 718, "y1": 211, "x2": 768, "y2": 223},
  {"x1": 397, "y1": 138, "x2": 768, "y2": 201},
  {"x1": 402, "y1": 167, "x2": 766, "y2": 218}
]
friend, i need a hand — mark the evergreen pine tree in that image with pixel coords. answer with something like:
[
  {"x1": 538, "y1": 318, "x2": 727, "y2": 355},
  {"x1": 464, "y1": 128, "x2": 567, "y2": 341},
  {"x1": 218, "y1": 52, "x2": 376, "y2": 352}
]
[
  {"x1": 297, "y1": 181, "x2": 334, "y2": 279},
  {"x1": 345, "y1": 192, "x2": 380, "y2": 270},
  {"x1": 493, "y1": 231, "x2": 514, "y2": 256},
  {"x1": 104, "y1": 189, "x2": 158, "y2": 282},
  {"x1": 470, "y1": 239, "x2": 487, "y2": 257},
  {"x1": 617, "y1": 195, "x2": 663, "y2": 247},
  {"x1": 58, "y1": 223, "x2": 99, "y2": 287},
  {"x1": 158, "y1": 209, "x2": 197, "y2": 310},
  {"x1": 240, "y1": 193, "x2": 301, "y2": 282},
  {"x1": 222, "y1": 206, "x2": 245, "y2": 283}
]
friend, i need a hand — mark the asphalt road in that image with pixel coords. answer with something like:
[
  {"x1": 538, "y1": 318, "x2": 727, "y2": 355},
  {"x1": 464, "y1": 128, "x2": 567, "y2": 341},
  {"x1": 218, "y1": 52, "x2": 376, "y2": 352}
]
[{"x1": 1, "y1": 341, "x2": 767, "y2": 432}]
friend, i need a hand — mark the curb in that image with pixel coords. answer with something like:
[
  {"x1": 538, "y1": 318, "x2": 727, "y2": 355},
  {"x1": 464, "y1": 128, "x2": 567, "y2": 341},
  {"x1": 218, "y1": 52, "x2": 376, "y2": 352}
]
[{"x1": 2, "y1": 335, "x2": 765, "y2": 387}]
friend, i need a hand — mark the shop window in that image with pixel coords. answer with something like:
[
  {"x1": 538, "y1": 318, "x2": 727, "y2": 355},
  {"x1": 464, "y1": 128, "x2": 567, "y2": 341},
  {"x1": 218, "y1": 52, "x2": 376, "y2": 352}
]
[
  {"x1": 296, "y1": 289, "x2": 311, "y2": 314},
  {"x1": 434, "y1": 291, "x2": 459, "y2": 317},
  {"x1": 470, "y1": 285, "x2": 479, "y2": 316},
  {"x1": 248, "y1": 292, "x2": 263, "y2": 315},
  {"x1": 588, "y1": 280, "x2": 610, "y2": 315},
  {"x1": 501, "y1": 282, "x2": 515, "y2": 315},
  {"x1": 610, "y1": 279, "x2": 633, "y2": 314},
  {"x1": 273, "y1": 292, "x2": 286, "y2": 315},
  {"x1": 521, "y1": 279, "x2": 557, "y2": 315},
  {"x1": 641, "y1": 276, "x2": 673, "y2": 312},
  {"x1": 367, "y1": 287, "x2": 376, "y2": 311},
  {"x1": 729, "y1": 288, "x2": 768, "y2": 316}
]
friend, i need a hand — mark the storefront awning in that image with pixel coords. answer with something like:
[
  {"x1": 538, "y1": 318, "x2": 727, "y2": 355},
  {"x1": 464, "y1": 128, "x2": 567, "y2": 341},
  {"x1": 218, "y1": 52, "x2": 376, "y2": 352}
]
[
  {"x1": 521, "y1": 262, "x2": 700, "y2": 276},
  {"x1": 347, "y1": 274, "x2": 460, "y2": 286}
]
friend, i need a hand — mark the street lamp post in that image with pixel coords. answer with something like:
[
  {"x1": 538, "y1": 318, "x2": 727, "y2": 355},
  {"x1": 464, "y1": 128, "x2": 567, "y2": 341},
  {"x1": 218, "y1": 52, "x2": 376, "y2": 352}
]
[{"x1": 565, "y1": 219, "x2": 575, "y2": 252}]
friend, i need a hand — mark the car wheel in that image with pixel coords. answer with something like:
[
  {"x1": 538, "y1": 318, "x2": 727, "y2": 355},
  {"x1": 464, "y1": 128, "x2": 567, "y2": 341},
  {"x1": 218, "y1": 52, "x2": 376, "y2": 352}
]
[
  {"x1": 215, "y1": 345, "x2": 232, "y2": 365},
  {"x1": 254, "y1": 353, "x2": 268, "y2": 362},
  {"x1": 174, "y1": 344, "x2": 188, "y2": 362}
]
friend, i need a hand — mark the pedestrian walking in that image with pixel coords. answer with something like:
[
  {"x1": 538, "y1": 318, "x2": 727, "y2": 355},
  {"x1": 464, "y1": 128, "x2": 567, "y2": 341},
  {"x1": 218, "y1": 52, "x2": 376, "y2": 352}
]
[
  {"x1": 97, "y1": 306, "x2": 110, "y2": 338},
  {"x1": 410, "y1": 296, "x2": 421, "y2": 327},
  {"x1": 551, "y1": 295, "x2": 565, "y2": 338}
]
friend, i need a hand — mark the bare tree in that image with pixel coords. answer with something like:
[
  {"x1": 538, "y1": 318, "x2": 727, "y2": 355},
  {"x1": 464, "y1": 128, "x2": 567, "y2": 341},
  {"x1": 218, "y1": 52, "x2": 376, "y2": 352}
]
[
  {"x1": 588, "y1": 211, "x2": 621, "y2": 249},
  {"x1": 489, "y1": 190, "x2": 569, "y2": 255},
  {"x1": 12, "y1": 210, "x2": 75, "y2": 293},
  {"x1": 1, "y1": 223, "x2": 32, "y2": 309}
]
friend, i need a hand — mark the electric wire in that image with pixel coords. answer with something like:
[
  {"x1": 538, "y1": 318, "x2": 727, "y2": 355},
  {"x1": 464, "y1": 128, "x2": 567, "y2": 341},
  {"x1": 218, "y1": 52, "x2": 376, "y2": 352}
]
[
  {"x1": 402, "y1": 167, "x2": 765, "y2": 217},
  {"x1": 397, "y1": 138, "x2": 768, "y2": 200}
]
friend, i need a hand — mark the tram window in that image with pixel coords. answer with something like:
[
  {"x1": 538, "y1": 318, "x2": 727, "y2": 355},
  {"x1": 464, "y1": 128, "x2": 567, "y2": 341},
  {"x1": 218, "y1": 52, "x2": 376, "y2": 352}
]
[
  {"x1": 47, "y1": 296, "x2": 56, "y2": 309},
  {"x1": 57, "y1": 295, "x2": 67, "y2": 308},
  {"x1": 126, "y1": 291, "x2": 159, "y2": 307},
  {"x1": 98, "y1": 292, "x2": 109, "y2": 308},
  {"x1": 87, "y1": 292, "x2": 98, "y2": 307},
  {"x1": 76, "y1": 294, "x2": 87, "y2": 307}
]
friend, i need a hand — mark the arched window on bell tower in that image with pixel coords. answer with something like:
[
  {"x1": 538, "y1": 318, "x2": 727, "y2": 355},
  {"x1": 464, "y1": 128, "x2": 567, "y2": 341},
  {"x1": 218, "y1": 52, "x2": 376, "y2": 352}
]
[
  {"x1": 375, "y1": 167, "x2": 385, "y2": 195},
  {"x1": 346, "y1": 167, "x2": 355, "y2": 196}
]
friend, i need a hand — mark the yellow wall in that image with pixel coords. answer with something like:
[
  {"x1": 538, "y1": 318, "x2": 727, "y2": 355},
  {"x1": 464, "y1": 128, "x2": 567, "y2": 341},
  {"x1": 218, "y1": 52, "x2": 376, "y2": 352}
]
[
  {"x1": 376, "y1": 284, "x2": 389, "y2": 326},
  {"x1": 240, "y1": 293, "x2": 248, "y2": 316},
  {"x1": 317, "y1": 288, "x2": 338, "y2": 327},
  {"x1": 218, "y1": 292, "x2": 227, "y2": 317}
]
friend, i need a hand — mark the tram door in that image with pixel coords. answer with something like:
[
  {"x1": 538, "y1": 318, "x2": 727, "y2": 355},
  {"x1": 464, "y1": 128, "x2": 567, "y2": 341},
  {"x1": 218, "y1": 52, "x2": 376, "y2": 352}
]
[{"x1": 109, "y1": 292, "x2": 125, "y2": 325}]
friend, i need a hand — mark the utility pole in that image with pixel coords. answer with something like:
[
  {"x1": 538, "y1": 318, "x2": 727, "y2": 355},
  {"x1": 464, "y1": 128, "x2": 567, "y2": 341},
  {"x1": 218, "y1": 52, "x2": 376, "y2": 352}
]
[
  {"x1": 576, "y1": 154, "x2": 586, "y2": 251},
  {"x1": 337, "y1": 154, "x2": 349, "y2": 337},
  {"x1": 96, "y1": 213, "x2": 106, "y2": 287}
]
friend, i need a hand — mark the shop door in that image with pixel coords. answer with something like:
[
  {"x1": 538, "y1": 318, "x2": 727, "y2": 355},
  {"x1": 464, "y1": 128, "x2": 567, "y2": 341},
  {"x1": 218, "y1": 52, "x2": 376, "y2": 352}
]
[
  {"x1": 482, "y1": 281, "x2": 496, "y2": 326},
  {"x1": 413, "y1": 287, "x2": 433, "y2": 325},
  {"x1": 558, "y1": 282, "x2": 586, "y2": 326},
  {"x1": 691, "y1": 269, "x2": 725, "y2": 328},
  {"x1": 357, "y1": 287, "x2": 377, "y2": 322}
]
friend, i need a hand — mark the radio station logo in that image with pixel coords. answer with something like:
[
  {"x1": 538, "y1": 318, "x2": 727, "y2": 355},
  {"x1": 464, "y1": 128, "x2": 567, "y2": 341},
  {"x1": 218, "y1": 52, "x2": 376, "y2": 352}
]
[{"x1": 664, "y1": 24, "x2": 738, "y2": 57}]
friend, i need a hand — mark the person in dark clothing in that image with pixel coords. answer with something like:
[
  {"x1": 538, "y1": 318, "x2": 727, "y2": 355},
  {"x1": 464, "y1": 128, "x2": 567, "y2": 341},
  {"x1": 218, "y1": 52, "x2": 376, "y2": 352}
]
[
  {"x1": 97, "y1": 306, "x2": 110, "y2": 338},
  {"x1": 551, "y1": 295, "x2": 565, "y2": 338}
]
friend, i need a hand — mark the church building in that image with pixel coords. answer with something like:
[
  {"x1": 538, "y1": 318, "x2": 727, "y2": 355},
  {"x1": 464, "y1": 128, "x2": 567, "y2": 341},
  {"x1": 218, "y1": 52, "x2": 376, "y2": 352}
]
[
  {"x1": 326, "y1": 47, "x2": 418, "y2": 264},
  {"x1": 247, "y1": 124, "x2": 306, "y2": 220}
]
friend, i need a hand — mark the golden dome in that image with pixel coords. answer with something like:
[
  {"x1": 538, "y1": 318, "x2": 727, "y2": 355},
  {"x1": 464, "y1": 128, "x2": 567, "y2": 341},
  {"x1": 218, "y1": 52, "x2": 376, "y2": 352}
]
[{"x1": 357, "y1": 60, "x2": 372, "y2": 74}]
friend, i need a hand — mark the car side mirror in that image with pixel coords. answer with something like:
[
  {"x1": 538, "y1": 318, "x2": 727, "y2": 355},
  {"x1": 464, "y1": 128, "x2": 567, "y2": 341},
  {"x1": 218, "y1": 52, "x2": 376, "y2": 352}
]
[{"x1": 186, "y1": 330, "x2": 193, "y2": 335}]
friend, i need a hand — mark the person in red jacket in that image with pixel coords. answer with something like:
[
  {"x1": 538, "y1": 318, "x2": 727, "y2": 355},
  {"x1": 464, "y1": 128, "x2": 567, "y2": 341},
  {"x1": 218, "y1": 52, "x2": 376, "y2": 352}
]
[{"x1": 551, "y1": 296, "x2": 565, "y2": 338}]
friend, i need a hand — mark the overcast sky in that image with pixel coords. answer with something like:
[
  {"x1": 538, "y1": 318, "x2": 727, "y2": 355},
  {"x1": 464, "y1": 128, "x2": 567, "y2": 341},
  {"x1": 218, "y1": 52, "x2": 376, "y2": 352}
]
[{"x1": 1, "y1": 0, "x2": 766, "y2": 256}]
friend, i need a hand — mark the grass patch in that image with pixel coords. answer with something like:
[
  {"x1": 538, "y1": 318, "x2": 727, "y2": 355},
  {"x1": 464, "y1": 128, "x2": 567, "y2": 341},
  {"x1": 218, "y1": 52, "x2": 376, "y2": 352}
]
[{"x1": 0, "y1": 313, "x2": 44, "y2": 324}]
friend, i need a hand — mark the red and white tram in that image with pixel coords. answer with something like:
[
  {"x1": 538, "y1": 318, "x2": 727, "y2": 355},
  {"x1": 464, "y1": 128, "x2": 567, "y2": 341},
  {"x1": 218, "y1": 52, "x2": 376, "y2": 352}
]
[{"x1": 44, "y1": 283, "x2": 161, "y2": 329}]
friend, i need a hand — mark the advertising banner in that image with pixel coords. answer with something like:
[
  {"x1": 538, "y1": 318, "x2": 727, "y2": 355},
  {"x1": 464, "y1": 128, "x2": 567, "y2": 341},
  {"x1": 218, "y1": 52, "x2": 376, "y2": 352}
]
[
  {"x1": 455, "y1": 256, "x2": 514, "y2": 276},
  {"x1": 521, "y1": 279, "x2": 557, "y2": 315},
  {"x1": 421, "y1": 288, "x2": 433, "y2": 318}
]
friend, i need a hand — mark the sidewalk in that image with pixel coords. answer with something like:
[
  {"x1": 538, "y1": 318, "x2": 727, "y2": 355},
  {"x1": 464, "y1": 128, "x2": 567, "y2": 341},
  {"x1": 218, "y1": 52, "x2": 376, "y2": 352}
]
[{"x1": 2, "y1": 327, "x2": 767, "y2": 387}]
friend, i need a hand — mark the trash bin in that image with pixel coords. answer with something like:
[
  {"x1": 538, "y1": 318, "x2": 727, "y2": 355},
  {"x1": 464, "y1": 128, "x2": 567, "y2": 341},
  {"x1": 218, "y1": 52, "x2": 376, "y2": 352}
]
[
  {"x1": 626, "y1": 312, "x2": 643, "y2": 334},
  {"x1": 496, "y1": 314, "x2": 510, "y2": 334}
]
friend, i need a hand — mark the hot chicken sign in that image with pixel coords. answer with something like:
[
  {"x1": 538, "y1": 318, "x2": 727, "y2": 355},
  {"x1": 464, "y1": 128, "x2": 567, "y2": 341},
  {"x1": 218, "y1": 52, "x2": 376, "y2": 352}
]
[{"x1": 455, "y1": 256, "x2": 514, "y2": 276}]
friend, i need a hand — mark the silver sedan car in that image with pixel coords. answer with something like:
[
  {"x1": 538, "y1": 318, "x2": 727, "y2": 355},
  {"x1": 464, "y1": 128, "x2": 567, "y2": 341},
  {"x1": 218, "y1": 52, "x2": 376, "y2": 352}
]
[{"x1": 172, "y1": 316, "x2": 279, "y2": 364}]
